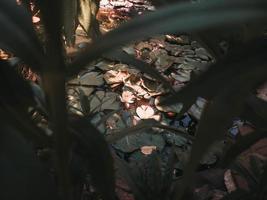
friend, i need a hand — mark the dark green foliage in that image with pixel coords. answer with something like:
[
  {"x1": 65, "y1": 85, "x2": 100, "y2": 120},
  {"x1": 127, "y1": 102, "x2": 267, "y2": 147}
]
[
  {"x1": 0, "y1": 0, "x2": 44, "y2": 69},
  {"x1": 71, "y1": 117, "x2": 116, "y2": 200},
  {"x1": 0, "y1": 126, "x2": 57, "y2": 200}
]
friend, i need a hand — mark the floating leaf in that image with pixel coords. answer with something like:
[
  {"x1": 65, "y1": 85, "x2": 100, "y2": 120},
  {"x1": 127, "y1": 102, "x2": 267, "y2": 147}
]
[
  {"x1": 164, "y1": 132, "x2": 188, "y2": 147},
  {"x1": 113, "y1": 132, "x2": 165, "y2": 153},
  {"x1": 171, "y1": 70, "x2": 191, "y2": 82},
  {"x1": 155, "y1": 96, "x2": 183, "y2": 113},
  {"x1": 90, "y1": 91, "x2": 121, "y2": 112},
  {"x1": 79, "y1": 71, "x2": 104, "y2": 86},
  {"x1": 188, "y1": 97, "x2": 207, "y2": 120}
]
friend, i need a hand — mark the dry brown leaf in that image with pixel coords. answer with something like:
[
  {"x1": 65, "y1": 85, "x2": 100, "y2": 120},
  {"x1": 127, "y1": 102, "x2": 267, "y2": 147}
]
[
  {"x1": 104, "y1": 70, "x2": 130, "y2": 84},
  {"x1": 257, "y1": 81, "x2": 267, "y2": 102},
  {"x1": 120, "y1": 90, "x2": 136, "y2": 104},
  {"x1": 224, "y1": 169, "x2": 237, "y2": 193},
  {"x1": 124, "y1": 77, "x2": 148, "y2": 97},
  {"x1": 140, "y1": 146, "x2": 157, "y2": 155}
]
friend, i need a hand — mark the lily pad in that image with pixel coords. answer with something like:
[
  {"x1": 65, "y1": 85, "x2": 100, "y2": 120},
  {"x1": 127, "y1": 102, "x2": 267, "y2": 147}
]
[
  {"x1": 122, "y1": 45, "x2": 136, "y2": 55},
  {"x1": 177, "y1": 63, "x2": 195, "y2": 70},
  {"x1": 90, "y1": 112, "x2": 107, "y2": 134},
  {"x1": 155, "y1": 96, "x2": 183, "y2": 113},
  {"x1": 163, "y1": 132, "x2": 188, "y2": 147},
  {"x1": 79, "y1": 71, "x2": 104, "y2": 86},
  {"x1": 188, "y1": 97, "x2": 207, "y2": 120},
  {"x1": 195, "y1": 47, "x2": 212, "y2": 61},
  {"x1": 113, "y1": 131, "x2": 165, "y2": 153},
  {"x1": 171, "y1": 70, "x2": 191, "y2": 82},
  {"x1": 79, "y1": 87, "x2": 94, "y2": 96},
  {"x1": 89, "y1": 91, "x2": 121, "y2": 112},
  {"x1": 95, "y1": 60, "x2": 115, "y2": 71}
]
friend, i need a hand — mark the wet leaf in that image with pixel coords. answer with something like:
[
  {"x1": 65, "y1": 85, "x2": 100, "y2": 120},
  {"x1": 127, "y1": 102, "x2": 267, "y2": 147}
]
[
  {"x1": 78, "y1": 88, "x2": 91, "y2": 115},
  {"x1": 106, "y1": 119, "x2": 157, "y2": 143},
  {"x1": 89, "y1": 91, "x2": 121, "y2": 112},
  {"x1": 171, "y1": 70, "x2": 191, "y2": 82},
  {"x1": 188, "y1": 97, "x2": 207, "y2": 120},
  {"x1": 155, "y1": 96, "x2": 183, "y2": 113},
  {"x1": 113, "y1": 132, "x2": 165, "y2": 153},
  {"x1": 164, "y1": 132, "x2": 188, "y2": 147},
  {"x1": 79, "y1": 71, "x2": 104, "y2": 86}
]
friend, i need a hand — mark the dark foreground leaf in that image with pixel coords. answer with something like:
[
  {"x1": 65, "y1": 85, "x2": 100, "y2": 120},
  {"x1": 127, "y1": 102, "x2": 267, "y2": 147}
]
[
  {"x1": 0, "y1": 0, "x2": 44, "y2": 69},
  {"x1": 37, "y1": 1, "x2": 71, "y2": 199},
  {"x1": 71, "y1": 117, "x2": 116, "y2": 200},
  {"x1": 221, "y1": 131, "x2": 267, "y2": 168},
  {"x1": 0, "y1": 125, "x2": 57, "y2": 200}
]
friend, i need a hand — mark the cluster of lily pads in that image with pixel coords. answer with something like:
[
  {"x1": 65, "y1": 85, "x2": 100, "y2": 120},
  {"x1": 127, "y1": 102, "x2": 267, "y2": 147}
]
[{"x1": 67, "y1": 34, "x2": 221, "y2": 166}]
